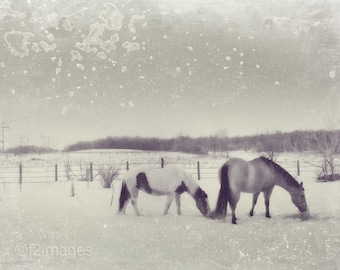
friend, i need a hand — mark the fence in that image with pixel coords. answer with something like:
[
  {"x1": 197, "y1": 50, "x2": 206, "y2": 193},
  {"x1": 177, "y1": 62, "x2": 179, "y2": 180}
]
[{"x1": 0, "y1": 157, "x2": 315, "y2": 190}]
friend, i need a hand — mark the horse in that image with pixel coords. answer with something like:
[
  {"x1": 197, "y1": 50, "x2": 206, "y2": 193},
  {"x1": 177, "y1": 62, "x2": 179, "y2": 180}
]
[
  {"x1": 209, "y1": 157, "x2": 309, "y2": 224},
  {"x1": 117, "y1": 165, "x2": 210, "y2": 216}
]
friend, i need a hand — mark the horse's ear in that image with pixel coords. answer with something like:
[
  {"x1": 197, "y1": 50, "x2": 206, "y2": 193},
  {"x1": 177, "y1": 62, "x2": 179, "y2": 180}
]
[
  {"x1": 300, "y1": 182, "x2": 304, "y2": 190},
  {"x1": 204, "y1": 191, "x2": 208, "y2": 198}
]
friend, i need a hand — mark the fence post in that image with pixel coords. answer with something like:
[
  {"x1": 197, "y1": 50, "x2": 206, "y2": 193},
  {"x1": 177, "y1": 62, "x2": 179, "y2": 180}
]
[
  {"x1": 297, "y1": 160, "x2": 300, "y2": 176},
  {"x1": 90, "y1": 162, "x2": 93, "y2": 181},
  {"x1": 197, "y1": 161, "x2": 200, "y2": 180},
  {"x1": 55, "y1": 164, "x2": 58, "y2": 182},
  {"x1": 126, "y1": 161, "x2": 129, "y2": 171},
  {"x1": 19, "y1": 164, "x2": 22, "y2": 191},
  {"x1": 161, "y1": 157, "x2": 164, "y2": 168}
]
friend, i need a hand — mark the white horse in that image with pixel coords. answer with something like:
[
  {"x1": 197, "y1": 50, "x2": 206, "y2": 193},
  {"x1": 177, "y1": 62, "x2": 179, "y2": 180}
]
[{"x1": 117, "y1": 165, "x2": 210, "y2": 216}]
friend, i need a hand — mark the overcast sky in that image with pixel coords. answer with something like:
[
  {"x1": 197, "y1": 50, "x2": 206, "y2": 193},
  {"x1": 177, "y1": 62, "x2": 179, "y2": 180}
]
[{"x1": 0, "y1": 0, "x2": 339, "y2": 149}]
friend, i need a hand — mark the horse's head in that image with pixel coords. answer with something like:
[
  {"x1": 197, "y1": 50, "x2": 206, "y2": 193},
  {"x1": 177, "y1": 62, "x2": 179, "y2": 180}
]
[
  {"x1": 194, "y1": 188, "x2": 210, "y2": 216},
  {"x1": 291, "y1": 182, "x2": 308, "y2": 213}
]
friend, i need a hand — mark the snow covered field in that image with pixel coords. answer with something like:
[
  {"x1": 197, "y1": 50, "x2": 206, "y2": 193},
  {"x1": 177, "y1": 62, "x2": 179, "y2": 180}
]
[{"x1": 1, "y1": 151, "x2": 340, "y2": 269}]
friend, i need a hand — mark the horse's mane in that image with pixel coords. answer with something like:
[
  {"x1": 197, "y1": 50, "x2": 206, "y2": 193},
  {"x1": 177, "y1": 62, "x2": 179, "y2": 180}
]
[{"x1": 259, "y1": 157, "x2": 299, "y2": 188}]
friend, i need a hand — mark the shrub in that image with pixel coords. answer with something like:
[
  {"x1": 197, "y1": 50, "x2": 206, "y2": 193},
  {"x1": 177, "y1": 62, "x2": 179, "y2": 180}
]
[{"x1": 98, "y1": 165, "x2": 119, "y2": 188}]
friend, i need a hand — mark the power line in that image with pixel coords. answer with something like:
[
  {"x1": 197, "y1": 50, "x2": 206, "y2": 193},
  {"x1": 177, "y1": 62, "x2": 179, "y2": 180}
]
[
  {"x1": 18, "y1": 136, "x2": 29, "y2": 146},
  {"x1": 0, "y1": 122, "x2": 9, "y2": 152},
  {"x1": 41, "y1": 135, "x2": 52, "y2": 149}
]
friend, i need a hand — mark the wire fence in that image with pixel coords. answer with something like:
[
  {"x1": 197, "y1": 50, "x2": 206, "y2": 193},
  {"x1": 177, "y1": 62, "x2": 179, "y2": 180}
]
[{"x1": 0, "y1": 157, "x2": 319, "y2": 190}]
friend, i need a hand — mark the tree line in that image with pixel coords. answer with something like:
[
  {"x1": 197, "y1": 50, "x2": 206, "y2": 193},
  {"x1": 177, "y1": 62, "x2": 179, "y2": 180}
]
[
  {"x1": 5, "y1": 145, "x2": 56, "y2": 155},
  {"x1": 62, "y1": 130, "x2": 340, "y2": 155}
]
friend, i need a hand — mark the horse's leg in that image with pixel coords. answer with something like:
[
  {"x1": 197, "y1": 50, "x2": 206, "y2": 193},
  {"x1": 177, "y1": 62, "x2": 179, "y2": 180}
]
[
  {"x1": 131, "y1": 188, "x2": 141, "y2": 216},
  {"x1": 175, "y1": 194, "x2": 181, "y2": 215},
  {"x1": 263, "y1": 187, "x2": 274, "y2": 218},
  {"x1": 163, "y1": 194, "x2": 175, "y2": 215},
  {"x1": 249, "y1": 192, "x2": 260, "y2": 217},
  {"x1": 230, "y1": 192, "x2": 240, "y2": 224},
  {"x1": 120, "y1": 198, "x2": 131, "y2": 214}
]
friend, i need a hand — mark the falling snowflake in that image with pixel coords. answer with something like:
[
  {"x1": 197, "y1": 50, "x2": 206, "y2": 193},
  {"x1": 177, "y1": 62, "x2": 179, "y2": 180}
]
[
  {"x1": 121, "y1": 66, "x2": 127, "y2": 72},
  {"x1": 226, "y1": 56, "x2": 231, "y2": 61},
  {"x1": 188, "y1": 46, "x2": 193, "y2": 51},
  {"x1": 175, "y1": 67, "x2": 181, "y2": 72},
  {"x1": 76, "y1": 64, "x2": 85, "y2": 71},
  {"x1": 61, "y1": 107, "x2": 67, "y2": 115},
  {"x1": 239, "y1": 52, "x2": 244, "y2": 57},
  {"x1": 256, "y1": 64, "x2": 260, "y2": 69},
  {"x1": 128, "y1": 101, "x2": 134, "y2": 108},
  {"x1": 68, "y1": 91, "x2": 74, "y2": 97},
  {"x1": 71, "y1": 50, "x2": 83, "y2": 61},
  {"x1": 274, "y1": 81, "x2": 280, "y2": 85},
  {"x1": 233, "y1": 48, "x2": 237, "y2": 52},
  {"x1": 97, "y1": 51, "x2": 107, "y2": 59},
  {"x1": 329, "y1": 71, "x2": 336, "y2": 79}
]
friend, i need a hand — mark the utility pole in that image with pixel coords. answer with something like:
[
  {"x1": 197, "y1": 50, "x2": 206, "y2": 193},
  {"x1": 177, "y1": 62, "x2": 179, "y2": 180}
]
[
  {"x1": 41, "y1": 135, "x2": 52, "y2": 149},
  {"x1": 0, "y1": 122, "x2": 9, "y2": 152}
]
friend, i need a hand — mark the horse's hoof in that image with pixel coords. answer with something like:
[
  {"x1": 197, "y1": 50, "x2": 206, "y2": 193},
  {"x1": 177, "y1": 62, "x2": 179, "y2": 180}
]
[{"x1": 208, "y1": 212, "x2": 216, "y2": 219}]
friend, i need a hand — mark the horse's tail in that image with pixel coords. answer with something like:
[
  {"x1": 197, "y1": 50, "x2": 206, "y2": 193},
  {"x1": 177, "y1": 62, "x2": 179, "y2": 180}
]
[
  {"x1": 209, "y1": 163, "x2": 230, "y2": 219},
  {"x1": 118, "y1": 181, "x2": 131, "y2": 214}
]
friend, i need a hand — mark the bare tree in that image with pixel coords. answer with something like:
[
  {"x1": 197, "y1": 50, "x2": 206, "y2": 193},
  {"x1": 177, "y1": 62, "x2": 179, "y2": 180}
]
[
  {"x1": 64, "y1": 159, "x2": 75, "y2": 197},
  {"x1": 98, "y1": 164, "x2": 119, "y2": 189},
  {"x1": 261, "y1": 132, "x2": 285, "y2": 161},
  {"x1": 215, "y1": 128, "x2": 229, "y2": 158},
  {"x1": 303, "y1": 117, "x2": 340, "y2": 181}
]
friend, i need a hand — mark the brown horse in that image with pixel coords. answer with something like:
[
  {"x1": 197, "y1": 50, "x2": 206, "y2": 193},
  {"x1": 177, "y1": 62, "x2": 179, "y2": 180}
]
[{"x1": 209, "y1": 157, "x2": 308, "y2": 224}]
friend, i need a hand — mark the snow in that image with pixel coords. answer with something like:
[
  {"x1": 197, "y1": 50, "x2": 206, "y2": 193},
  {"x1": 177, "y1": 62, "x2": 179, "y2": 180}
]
[
  {"x1": 329, "y1": 71, "x2": 336, "y2": 79},
  {"x1": 1, "y1": 151, "x2": 340, "y2": 269}
]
